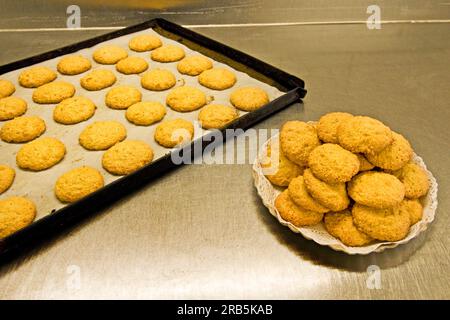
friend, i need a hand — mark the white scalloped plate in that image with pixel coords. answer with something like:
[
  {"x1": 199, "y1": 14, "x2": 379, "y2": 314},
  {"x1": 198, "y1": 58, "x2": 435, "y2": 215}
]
[{"x1": 252, "y1": 133, "x2": 438, "y2": 255}]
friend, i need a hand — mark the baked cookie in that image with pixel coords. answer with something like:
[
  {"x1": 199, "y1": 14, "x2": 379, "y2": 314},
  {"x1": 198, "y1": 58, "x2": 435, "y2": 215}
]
[
  {"x1": 317, "y1": 112, "x2": 353, "y2": 143},
  {"x1": 230, "y1": 87, "x2": 269, "y2": 112},
  {"x1": 324, "y1": 210, "x2": 373, "y2": 246},
  {"x1": 274, "y1": 190, "x2": 324, "y2": 227},
  {"x1": 366, "y1": 132, "x2": 413, "y2": 170},
  {"x1": 16, "y1": 137, "x2": 66, "y2": 171},
  {"x1": 348, "y1": 171, "x2": 405, "y2": 209},
  {"x1": 141, "y1": 69, "x2": 176, "y2": 91},
  {"x1": 280, "y1": 121, "x2": 321, "y2": 166},
  {"x1": 288, "y1": 176, "x2": 330, "y2": 213},
  {"x1": 198, "y1": 68, "x2": 236, "y2": 90},
  {"x1": 198, "y1": 104, "x2": 238, "y2": 129},
  {"x1": 261, "y1": 139, "x2": 303, "y2": 187},
  {"x1": 154, "y1": 119, "x2": 194, "y2": 148},
  {"x1": 166, "y1": 86, "x2": 206, "y2": 112},
  {"x1": 32, "y1": 81, "x2": 75, "y2": 104},
  {"x1": 0, "y1": 196, "x2": 36, "y2": 239},
  {"x1": 177, "y1": 55, "x2": 213, "y2": 76},
  {"x1": 0, "y1": 97, "x2": 27, "y2": 121},
  {"x1": 308, "y1": 143, "x2": 360, "y2": 183},
  {"x1": 80, "y1": 69, "x2": 116, "y2": 91},
  {"x1": 392, "y1": 163, "x2": 430, "y2": 199},
  {"x1": 352, "y1": 203, "x2": 410, "y2": 241},
  {"x1": 303, "y1": 169, "x2": 349, "y2": 211},
  {"x1": 116, "y1": 56, "x2": 149, "y2": 74},
  {"x1": 337, "y1": 116, "x2": 393, "y2": 154},
  {"x1": 0, "y1": 165, "x2": 15, "y2": 194},
  {"x1": 0, "y1": 116, "x2": 46, "y2": 143},
  {"x1": 102, "y1": 140, "x2": 154, "y2": 175},
  {"x1": 79, "y1": 120, "x2": 127, "y2": 151},
  {"x1": 93, "y1": 45, "x2": 128, "y2": 64},
  {"x1": 151, "y1": 45, "x2": 185, "y2": 62},
  {"x1": 125, "y1": 101, "x2": 166, "y2": 126},
  {"x1": 129, "y1": 34, "x2": 162, "y2": 52},
  {"x1": 18, "y1": 66, "x2": 57, "y2": 88},
  {"x1": 57, "y1": 55, "x2": 91, "y2": 75},
  {"x1": 356, "y1": 153, "x2": 375, "y2": 171},
  {"x1": 53, "y1": 96, "x2": 96, "y2": 125},
  {"x1": 105, "y1": 85, "x2": 142, "y2": 110},
  {"x1": 399, "y1": 199, "x2": 423, "y2": 225},
  {"x1": 55, "y1": 166, "x2": 104, "y2": 203},
  {"x1": 0, "y1": 79, "x2": 15, "y2": 98}
]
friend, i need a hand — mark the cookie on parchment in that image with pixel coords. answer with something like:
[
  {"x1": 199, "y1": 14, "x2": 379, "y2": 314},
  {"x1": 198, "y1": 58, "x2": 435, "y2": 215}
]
[
  {"x1": 399, "y1": 199, "x2": 423, "y2": 225},
  {"x1": 230, "y1": 87, "x2": 269, "y2": 112},
  {"x1": 177, "y1": 55, "x2": 213, "y2": 76},
  {"x1": 105, "y1": 85, "x2": 142, "y2": 110},
  {"x1": 154, "y1": 118, "x2": 194, "y2": 148},
  {"x1": 0, "y1": 79, "x2": 15, "y2": 98},
  {"x1": 93, "y1": 45, "x2": 128, "y2": 64},
  {"x1": 317, "y1": 112, "x2": 353, "y2": 144},
  {"x1": 356, "y1": 153, "x2": 375, "y2": 172},
  {"x1": 0, "y1": 196, "x2": 36, "y2": 239},
  {"x1": 0, "y1": 165, "x2": 15, "y2": 195},
  {"x1": 0, "y1": 97, "x2": 27, "y2": 121},
  {"x1": 141, "y1": 69, "x2": 176, "y2": 91},
  {"x1": 129, "y1": 34, "x2": 162, "y2": 52},
  {"x1": 79, "y1": 120, "x2": 127, "y2": 151},
  {"x1": 102, "y1": 140, "x2": 154, "y2": 175},
  {"x1": 80, "y1": 69, "x2": 117, "y2": 91},
  {"x1": 125, "y1": 101, "x2": 166, "y2": 126},
  {"x1": 198, "y1": 104, "x2": 238, "y2": 129},
  {"x1": 198, "y1": 68, "x2": 236, "y2": 90},
  {"x1": 16, "y1": 137, "x2": 66, "y2": 171},
  {"x1": 0, "y1": 116, "x2": 46, "y2": 143},
  {"x1": 280, "y1": 121, "x2": 321, "y2": 166},
  {"x1": 151, "y1": 45, "x2": 185, "y2": 62},
  {"x1": 288, "y1": 176, "x2": 330, "y2": 213},
  {"x1": 53, "y1": 97, "x2": 96, "y2": 125},
  {"x1": 392, "y1": 163, "x2": 430, "y2": 199},
  {"x1": 55, "y1": 166, "x2": 104, "y2": 203},
  {"x1": 275, "y1": 190, "x2": 324, "y2": 227},
  {"x1": 32, "y1": 81, "x2": 75, "y2": 104},
  {"x1": 57, "y1": 55, "x2": 91, "y2": 75},
  {"x1": 18, "y1": 66, "x2": 57, "y2": 88},
  {"x1": 324, "y1": 210, "x2": 373, "y2": 247},
  {"x1": 116, "y1": 56, "x2": 149, "y2": 75},
  {"x1": 366, "y1": 132, "x2": 413, "y2": 171},
  {"x1": 166, "y1": 86, "x2": 206, "y2": 112}
]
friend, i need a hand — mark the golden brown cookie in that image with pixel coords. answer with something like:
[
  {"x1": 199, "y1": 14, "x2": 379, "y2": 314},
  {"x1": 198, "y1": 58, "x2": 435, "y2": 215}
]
[
  {"x1": 166, "y1": 86, "x2": 206, "y2": 112},
  {"x1": 0, "y1": 165, "x2": 15, "y2": 194},
  {"x1": 0, "y1": 79, "x2": 15, "y2": 98},
  {"x1": 365, "y1": 132, "x2": 413, "y2": 170},
  {"x1": 151, "y1": 45, "x2": 185, "y2": 62},
  {"x1": 116, "y1": 56, "x2": 149, "y2": 74},
  {"x1": 317, "y1": 112, "x2": 353, "y2": 143},
  {"x1": 392, "y1": 163, "x2": 430, "y2": 199},
  {"x1": 80, "y1": 69, "x2": 117, "y2": 91},
  {"x1": 348, "y1": 171, "x2": 405, "y2": 209},
  {"x1": 125, "y1": 101, "x2": 166, "y2": 126},
  {"x1": 154, "y1": 119, "x2": 194, "y2": 148},
  {"x1": 399, "y1": 199, "x2": 423, "y2": 225},
  {"x1": 303, "y1": 169, "x2": 349, "y2": 211},
  {"x1": 57, "y1": 55, "x2": 91, "y2": 75},
  {"x1": 16, "y1": 137, "x2": 66, "y2": 171},
  {"x1": 79, "y1": 120, "x2": 127, "y2": 151},
  {"x1": 0, "y1": 116, "x2": 46, "y2": 143},
  {"x1": 140, "y1": 69, "x2": 176, "y2": 91},
  {"x1": 308, "y1": 143, "x2": 360, "y2": 183},
  {"x1": 352, "y1": 203, "x2": 410, "y2": 241},
  {"x1": 32, "y1": 81, "x2": 75, "y2": 104},
  {"x1": 230, "y1": 87, "x2": 269, "y2": 112},
  {"x1": 129, "y1": 34, "x2": 162, "y2": 52},
  {"x1": 102, "y1": 140, "x2": 154, "y2": 175},
  {"x1": 198, "y1": 68, "x2": 236, "y2": 90},
  {"x1": 288, "y1": 176, "x2": 330, "y2": 213},
  {"x1": 177, "y1": 55, "x2": 213, "y2": 76},
  {"x1": 18, "y1": 66, "x2": 57, "y2": 88},
  {"x1": 93, "y1": 45, "x2": 128, "y2": 64},
  {"x1": 105, "y1": 85, "x2": 142, "y2": 110},
  {"x1": 356, "y1": 153, "x2": 375, "y2": 171},
  {"x1": 324, "y1": 210, "x2": 373, "y2": 246},
  {"x1": 280, "y1": 121, "x2": 321, "y2": 166},
  {"x1": 53, "y1": 96, "x2": 96, "y2": 125},
  {"x1": 55, "y1": 166, "x2": 104, "y2": 203},
  {"x1": 198, "y1": 104, "x2": 238, "y2": 129},
  {"x1": 0, "y1": 196, "x2": 36, "y2": 239},
  {"x1": 0, "y1": 97, "x2": 27, "y2": 121},
  {"x1": 337, "y1": 116, "x2": 393, "y2": 155},
  {"x1": 274, "y1": 190, "x2": 324, "y2": 227}
]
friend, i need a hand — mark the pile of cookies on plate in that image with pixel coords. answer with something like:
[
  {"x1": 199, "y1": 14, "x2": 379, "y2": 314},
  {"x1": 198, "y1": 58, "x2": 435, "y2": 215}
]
[{"x1": 264, "y1": 112, "x2": 430, "y2": 247}]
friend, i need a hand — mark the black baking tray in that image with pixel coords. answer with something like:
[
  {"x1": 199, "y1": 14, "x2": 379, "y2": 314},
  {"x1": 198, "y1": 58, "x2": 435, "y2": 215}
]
[{"x1": 0, "y1": 18, "x2": 306, "y2": 262}]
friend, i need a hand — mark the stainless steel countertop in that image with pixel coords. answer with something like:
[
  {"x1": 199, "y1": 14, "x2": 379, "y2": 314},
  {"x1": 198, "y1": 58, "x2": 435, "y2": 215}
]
[{"x1": 0, "y1": 22, "x2": 449, "y2": 299}]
